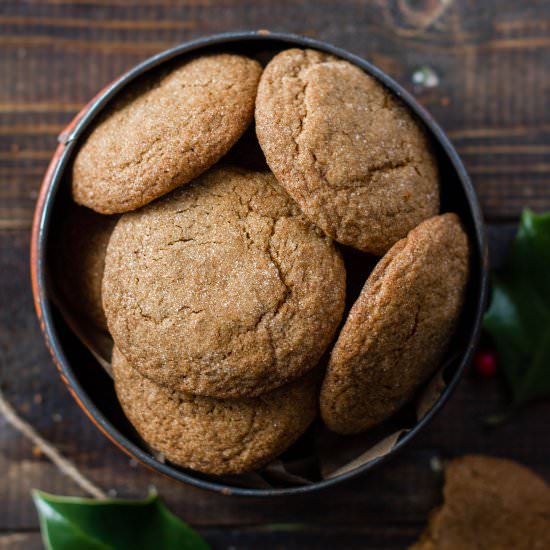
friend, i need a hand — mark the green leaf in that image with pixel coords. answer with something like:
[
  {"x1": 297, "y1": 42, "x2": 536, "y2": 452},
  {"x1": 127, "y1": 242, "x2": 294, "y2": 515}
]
[
  {"x1": 484, "y1": 209, "x2": 550, "y2": 419},
  {"x1": 32, "y1": 491, "x2": 210, "y2": 550}
]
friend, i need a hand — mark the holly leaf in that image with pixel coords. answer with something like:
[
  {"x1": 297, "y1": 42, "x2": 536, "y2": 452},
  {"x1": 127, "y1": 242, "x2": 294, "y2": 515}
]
[
  {"x1": 33, "y1": 491, "x2": 210, "y2": 550},
  {"x1": 484, "y1": 209, "x2": 550, "y2": 421}
]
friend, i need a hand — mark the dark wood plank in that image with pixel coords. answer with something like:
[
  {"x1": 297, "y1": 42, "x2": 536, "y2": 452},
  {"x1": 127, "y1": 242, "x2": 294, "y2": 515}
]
[
  {"x1": 1, "y1": 2, "x2": 549, "y2": 548},
  {"x1": 0, "y1": 526, "x2": 418, "y2": 550},
  {"x1": 1, "y1": 0, "x2": 549, "y2": 227},
  {"x1": 2, "y1": 226, "x2": 549, "y2": 538},
  {"x1": 0, "y1": 533, "x2": 43, "y2": 550}
]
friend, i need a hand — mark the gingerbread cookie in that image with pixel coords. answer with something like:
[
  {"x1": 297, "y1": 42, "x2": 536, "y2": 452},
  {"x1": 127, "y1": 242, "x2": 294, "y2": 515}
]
[
  {"x1": 103, "y1": 166, "x2": 346, "y2": 398},
  {"x1": 256, "y1": 48, "x2": 439, "y2": 254},
  {"x1": 113, "y1": 347, "x2": 318, "y2": 475},
  {"x1": 320, "y1": 214, "x2": 469, "y2": 434},
  {"x1": 52, "y1": 202, "x2": 117, "y2": 332},
  {"x1": 411, "y1": 455, "x2": 550, "y2": 550},
  {"x1": 72, "y1": 54, "x2": 262, "y2": 214}
]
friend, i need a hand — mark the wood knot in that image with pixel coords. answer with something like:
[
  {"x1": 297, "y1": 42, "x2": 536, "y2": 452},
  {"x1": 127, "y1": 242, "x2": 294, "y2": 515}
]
[{"x1": 391, "y1": 0, "x2": 453, "y2": 30}]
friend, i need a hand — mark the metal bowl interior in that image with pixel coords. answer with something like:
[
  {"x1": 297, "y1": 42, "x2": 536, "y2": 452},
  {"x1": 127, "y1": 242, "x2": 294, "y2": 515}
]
[{"x1": 31, "y1": 31, "x2": 488, "y2": 497}]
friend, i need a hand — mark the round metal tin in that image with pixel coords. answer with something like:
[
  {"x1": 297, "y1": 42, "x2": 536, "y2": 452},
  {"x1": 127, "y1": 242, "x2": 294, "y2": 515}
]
[{"x1": 31, "y1": 31, "x2": 488, "y2": 497}]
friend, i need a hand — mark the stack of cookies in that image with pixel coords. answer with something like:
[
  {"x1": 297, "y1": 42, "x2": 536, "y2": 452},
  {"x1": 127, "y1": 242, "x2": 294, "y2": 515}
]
[{"x1": 56, "y1": 48, "x2": 470, "y2": 475}]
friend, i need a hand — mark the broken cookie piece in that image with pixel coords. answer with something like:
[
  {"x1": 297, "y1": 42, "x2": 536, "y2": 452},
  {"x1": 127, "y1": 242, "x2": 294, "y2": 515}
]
[{"x1": 411, "y1": 455, "x2": 550, "y2": 550}]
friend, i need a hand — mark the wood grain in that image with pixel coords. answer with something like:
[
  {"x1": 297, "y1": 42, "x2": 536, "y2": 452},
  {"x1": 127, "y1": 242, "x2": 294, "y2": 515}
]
[
  {"x1": 1, "y1": 1, "x2": 549, "y2": 548},
  {"x1": 0, "y1": 0, "x2": 549, "y2": 228},
  {"x1": 2, "y1": 227, "x2": 550, "y2": 544},
  {"x1": 0, "y1": 526, "x2": 419, "y2": 550}
]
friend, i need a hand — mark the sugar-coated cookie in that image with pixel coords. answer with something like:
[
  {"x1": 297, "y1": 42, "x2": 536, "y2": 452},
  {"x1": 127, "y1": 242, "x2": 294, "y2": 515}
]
[
  {"x1": 72, "y1": 54, "x2": 262, "y2": 214},
  {"x1": 103, "y1": 166, "x2": 346, "y2": 398},
  {"x1": 320, "y1": 214, "x2": 469, "y2": 434},
  {"x1": 411, "y1": 455, "x2": 550, "y2": 550},
  {"x1": 52, "y1": 202, "x2": 117, "y2": 332},
  {"x1": 113, "y1": 347, "x2": 319, "y2": 475},
  {"x1": 256, "y1": 48, "x2": 439, "y2": 254}
]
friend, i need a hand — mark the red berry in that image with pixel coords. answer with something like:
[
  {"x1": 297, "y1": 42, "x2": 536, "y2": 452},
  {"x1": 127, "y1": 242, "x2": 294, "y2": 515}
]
[{"x1": 474, "y1": 351, "x2": 498, "y2": 378}]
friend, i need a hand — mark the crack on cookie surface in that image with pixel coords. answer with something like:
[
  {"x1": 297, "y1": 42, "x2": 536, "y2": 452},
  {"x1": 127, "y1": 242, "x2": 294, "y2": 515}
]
[
  {"x1": 112, "y1": 347, "x2": 319, "y2": 474},
  {"x1": 256, "y1": 48, "x2": 440, "y2": 254},
  {"x1": 103, "y1": 166, "x2": 346, "y2": 399},
  {"x1": 73, "y1": 54, "x2": 262, "y2": 214},
  {"x1": 320, "y1": 214, "x2": 469, "y2": 434}
]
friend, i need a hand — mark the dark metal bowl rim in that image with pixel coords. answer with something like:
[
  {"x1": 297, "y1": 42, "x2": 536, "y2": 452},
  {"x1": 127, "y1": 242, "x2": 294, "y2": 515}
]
[{"x1": 31, "y1": 30, "x2": 489, "y2": 497}]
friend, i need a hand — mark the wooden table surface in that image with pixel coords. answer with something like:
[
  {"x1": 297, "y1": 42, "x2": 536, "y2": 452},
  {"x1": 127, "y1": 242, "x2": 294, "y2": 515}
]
[{"x1": 1, "y1": 1, "x2": 549, "y2": 548}]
